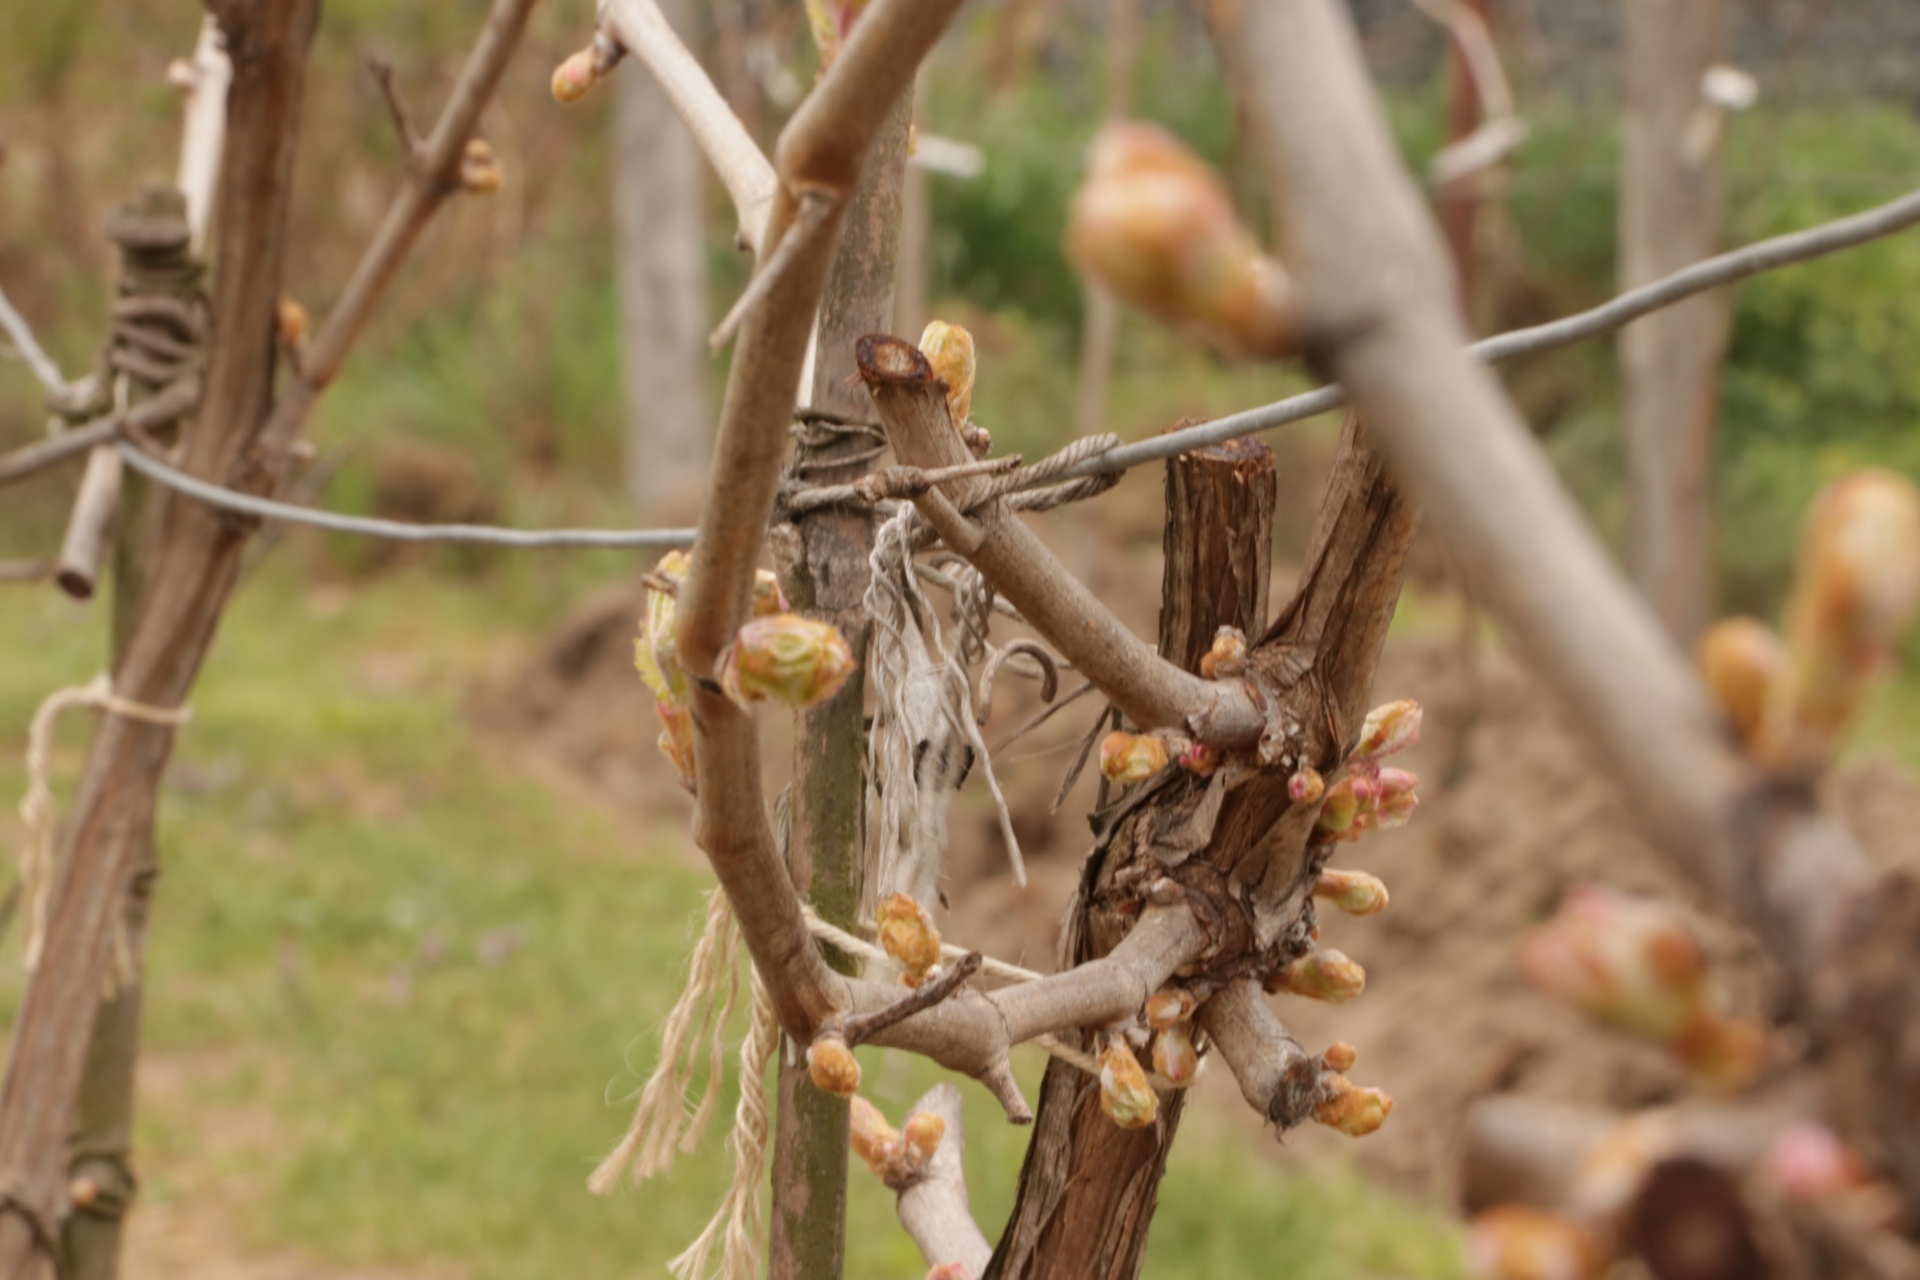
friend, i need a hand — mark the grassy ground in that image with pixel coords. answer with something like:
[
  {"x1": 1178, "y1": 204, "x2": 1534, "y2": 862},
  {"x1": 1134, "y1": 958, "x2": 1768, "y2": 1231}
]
[{"x1": 0, "y1": 559, "x2": 1463, "y2": 1280}]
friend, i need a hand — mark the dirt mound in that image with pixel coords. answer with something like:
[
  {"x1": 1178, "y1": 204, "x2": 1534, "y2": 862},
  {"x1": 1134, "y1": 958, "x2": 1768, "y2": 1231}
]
[{"x1": 479, "y1": 580, "x2": 1920, "y2": 1201}]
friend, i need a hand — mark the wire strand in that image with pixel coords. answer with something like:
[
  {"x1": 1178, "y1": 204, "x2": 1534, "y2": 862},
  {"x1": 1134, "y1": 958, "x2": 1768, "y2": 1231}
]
[{"x1": 116, "y1": 441, "x2": 699, "y2": 550}]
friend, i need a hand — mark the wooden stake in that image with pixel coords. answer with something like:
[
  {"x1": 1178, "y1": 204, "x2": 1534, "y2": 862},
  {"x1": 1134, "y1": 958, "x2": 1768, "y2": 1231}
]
[
  {"x1": 57, "y1": 186, "x2": 205, "y2": 1280},
  {"x1": 766, "y1": 88, "x2": 914, "y2": 1280}
]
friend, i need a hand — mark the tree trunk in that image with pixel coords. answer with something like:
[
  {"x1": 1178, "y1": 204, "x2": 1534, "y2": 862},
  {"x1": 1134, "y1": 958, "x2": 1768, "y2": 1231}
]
[
  {"x1": 0, "y1": 2, "x2": 319, "y2": 1270},
  {"x1": 1619, "y1": 0, "x2": 1731, "y2": 646},
  {"x1": 766, "y1": 89, "x2": 913, "y2": 1280},
  {"x1": 987, "y1": 438, "x2": 1276, "y2": 1280},
  {"x1": 613, "y1": 0, "x2": 711, "y2": 521}
]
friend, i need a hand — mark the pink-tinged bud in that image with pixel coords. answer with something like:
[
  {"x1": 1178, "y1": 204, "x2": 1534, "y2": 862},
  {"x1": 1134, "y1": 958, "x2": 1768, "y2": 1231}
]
[
  {"x1": 1758, "y1": 1124, "x2": 1867, "y2": 1204},
  {"x1": 1372, "y1": 767, "x2": 1419, "y2": 830},
  {"x1": 1065, "y1": 122, "x2": 1299, "y2": 360},
  {"x1": 1266, "y1": 948, "x2": 1366, "y2": 1003},
  {"x1": 654, "y1": 699, "x2": 697, "y2": 793},
  {"x1": 1312, "y1": 1075, "x2": 1393, "y2": 1137},
  {"x1": 901, "y1": 1110, "x2": 946, "y2": 1169},
  {"x1": 1696, "y1": 617, "x2": 1786, "y2": 749},
  {"x1": 1320, "y1": 1041, "x2": 1357, "y2": 1073},
  {"x1": 636, "y1": 551, "x2": 691, "y2": 701},
  {"x1": 1177, "y1": 740, "x2": 1221, "y2": 777},
  {"x1": 1314, "y1": 867, "x2": 1389, "y2": 916},
  {"x1": 877, "y1": 893, "x2": 943, "y2": 984},
  {"x1": 1519, "y1": 885, "x2": 1705, "y2": 1043},
  {"x1": 806, "y1": 1035, "x2": 861, "y2": 1096},
  {"x1": 1357, "y1": 698, "x2": 1422, "y2": 758},
  {"x1": 717, "y1": 614, "x2": 856, "y2": 710},
  {"x1": 1198, "y1": 626, "x2": 1248, "y2": 679},
  {"x1": 1100, "y1": 731, "x2": 1168, "y2": 785},
  {"x1": 551, "y1": 48, "x2": 600, "y2": 104},
  {"x1": 926, "y1": 1266, "x2": 971, "y2": 1280},
  {"x1": 69, "y1": 1176, "x2": 99, "y2": 1210},
  {"x1": 1144, "y1": 989, "x2": 1197, "y2": 1030},
  {"x1": 1774, "y1": 470, "x2": 1920, "y2": 760},
  {"x1": 918, "y1": 321, "x2": 977, "y2": 426},
  {"x1": 459, "y1": 137, "x2": 502, "y2": 193},
  {"x1": 1151, "y1": 1025, "x2": 1199, "y2": 1084},
  {"x1": 1669, "y1": 1011, "x2": 1767, "y2": 1093},
  {"x1": 1288, "y1": 767, "x2": 1325, "y2": 804},
  {"x1": 849, "y1": 1094, "x2": 900, "y2": 1176},
  {"x1": 1098, "y1": 1041, "x2": 1158, "y2": 1129},
  {"x1": 1465, "y1": 1206, "x2": 1607, "y2": 1280},
  {"x1": 804, "y1": 0, "x2": 871, "y2": 67}
]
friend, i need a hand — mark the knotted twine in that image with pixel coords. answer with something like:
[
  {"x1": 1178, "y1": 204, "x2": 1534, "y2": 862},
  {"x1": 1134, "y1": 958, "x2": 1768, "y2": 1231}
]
[{"x1": 18, "y1": 673, "x2": 191, "y2": 975}]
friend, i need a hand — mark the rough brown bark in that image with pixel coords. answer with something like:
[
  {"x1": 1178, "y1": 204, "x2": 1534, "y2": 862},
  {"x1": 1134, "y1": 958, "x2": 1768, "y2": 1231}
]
[
  {"x1": 1620, "y1": 0, "x2": 1731, "y2": 646},
  {"x1": 0, "y1": 3, "x2": 318, "y2": 1270},
  {"x1": 613, "y1": 0, "x2": 710, "y2": 520},
  {"x1": 987, "y1": 440, "x2": 1278, "y2": 1280},
  {"x1": 60, "y1": 188, "x2": 206, "y2": 1280},
  {"x1": 766, "y1": 90, "x2": 913, "y2": 1280}
]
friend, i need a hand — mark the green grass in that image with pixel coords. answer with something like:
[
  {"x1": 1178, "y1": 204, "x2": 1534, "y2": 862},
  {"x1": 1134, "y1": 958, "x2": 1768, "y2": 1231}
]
[{"x1": 0, "y1": 563, "x2": 1462, "y2": 1279}]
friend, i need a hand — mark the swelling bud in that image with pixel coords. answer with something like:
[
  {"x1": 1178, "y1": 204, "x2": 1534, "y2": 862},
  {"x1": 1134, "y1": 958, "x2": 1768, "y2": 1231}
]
[
  {"x1": 1151, "y1": 1025, "x2": 1198, "y2": 1084},
  {"x1": 1312, "y1": 1075, "x2": 1393, "y2": 1137},
  {"x1": 1313, "y1": 867, "x2": 1389, "y2": 916},
  {"x1": 550, "y1": 48, "x2": 600, "y2": 104},
  {"x1": 1199, "y1": 626, "x2": 1248, "y2": 679},
  {"x1": 1356, "y1": 698, "x2": 1422, "y2": 758},
  {"x1": 877, "y1": 893, "x2": 943, "y2": 985},
  {"x1": 1771, "y1": 470, "x2": 1920, "y2": 762},
  {"x1": 1696, "y1": 616, "x2": 1786, "y2": 750},
  {"x1": 1098, "y1": 1040, "x2": 1158, "y2": 1129},
  {"x1": 718, "y1": 614, "x2": 856, "y2": 710},
  {"x1": 1066, "y1": 121, "x2": 1299, "y2": 360},
  {"x1": 918, "y1": 321, "x2": 977, "y2": 426},
  {"x1": 806, "y1": 1035, "x2": 861, "y2": 1097},
  {"x1": 1100, "y1": 731, "x2": 1169, "y2": 784},
  {"x1": 1266, "y1": 948, "x2": 1366, "y2": 1003}
]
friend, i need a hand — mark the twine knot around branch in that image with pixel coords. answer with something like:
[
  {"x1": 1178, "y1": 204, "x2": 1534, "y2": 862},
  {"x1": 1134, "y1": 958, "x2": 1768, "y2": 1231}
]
[{"x1": 18, "y1": 673, "x2": 191, "y2": 972}]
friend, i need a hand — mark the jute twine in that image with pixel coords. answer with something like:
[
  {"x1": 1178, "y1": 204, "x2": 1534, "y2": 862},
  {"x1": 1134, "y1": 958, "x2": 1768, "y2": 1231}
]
[{"x1": 18, "y1": 673, "x2": 191, "y2": 973}]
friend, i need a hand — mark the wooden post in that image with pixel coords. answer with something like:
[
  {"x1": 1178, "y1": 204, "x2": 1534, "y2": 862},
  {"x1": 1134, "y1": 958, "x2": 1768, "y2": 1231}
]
[
  {"x1": 766, "y1": 90, "x2": 913, "y2": 1280},
  {"x1": 988, "y1": 438, "x2": 1276, "y2": 1280},
  {"x1": 58, "y1": 187, "x2": 206, "y2": 1280}
]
